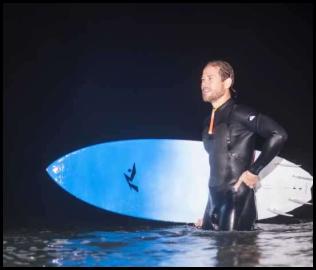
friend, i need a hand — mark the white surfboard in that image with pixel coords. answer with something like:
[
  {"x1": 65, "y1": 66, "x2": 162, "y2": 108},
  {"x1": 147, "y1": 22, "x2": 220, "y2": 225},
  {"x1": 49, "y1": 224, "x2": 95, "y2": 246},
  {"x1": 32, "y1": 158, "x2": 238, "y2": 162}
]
[{"x1": 46, "y1": 139, "x2": 313, "y2": 223}]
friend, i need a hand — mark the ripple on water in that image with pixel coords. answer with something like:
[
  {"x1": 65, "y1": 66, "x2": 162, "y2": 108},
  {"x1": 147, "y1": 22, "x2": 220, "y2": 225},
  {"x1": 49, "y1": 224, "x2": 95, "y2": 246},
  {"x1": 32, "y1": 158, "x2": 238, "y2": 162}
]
[{"x1": 3, "y1": 222, "x2": 313, "y2": 267}]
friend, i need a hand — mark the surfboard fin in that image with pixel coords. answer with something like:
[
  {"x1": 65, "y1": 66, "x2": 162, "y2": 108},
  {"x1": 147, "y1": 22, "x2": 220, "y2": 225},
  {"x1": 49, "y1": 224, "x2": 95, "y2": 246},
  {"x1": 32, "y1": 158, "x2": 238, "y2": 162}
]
[
  {"x1": 288, "y1": 198, "x2": 313, "y2": 205},
  {"x1": 292, "y1": 175, "x2": 313, "y2": 181},
  {"x1": 275, "y1": 163, "x2": 302, "y2": 168},
  {"x1": 267, "y1": 208, "x2": 294, "y2": 217}
]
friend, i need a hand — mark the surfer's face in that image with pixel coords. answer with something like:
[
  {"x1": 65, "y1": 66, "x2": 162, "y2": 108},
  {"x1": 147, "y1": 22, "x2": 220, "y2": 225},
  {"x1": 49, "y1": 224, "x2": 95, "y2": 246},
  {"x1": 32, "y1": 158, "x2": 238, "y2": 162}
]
[{"x1": 201, "y1": 65, "x2": 227, "y2": 103}]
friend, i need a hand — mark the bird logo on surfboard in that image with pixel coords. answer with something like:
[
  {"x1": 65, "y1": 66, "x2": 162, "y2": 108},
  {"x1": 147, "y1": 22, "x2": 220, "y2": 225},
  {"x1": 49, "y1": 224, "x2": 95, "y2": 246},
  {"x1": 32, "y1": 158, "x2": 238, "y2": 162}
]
[{"x1": 124, "y1": 162, "x2": 139, "y2": 192}]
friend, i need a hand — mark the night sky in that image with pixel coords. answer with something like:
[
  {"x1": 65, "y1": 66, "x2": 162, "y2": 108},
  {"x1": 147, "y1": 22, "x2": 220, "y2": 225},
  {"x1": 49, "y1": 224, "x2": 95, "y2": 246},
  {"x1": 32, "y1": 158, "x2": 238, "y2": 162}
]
[{"x1": 3, "y1": 3, "x2": 313, "y2": 229}]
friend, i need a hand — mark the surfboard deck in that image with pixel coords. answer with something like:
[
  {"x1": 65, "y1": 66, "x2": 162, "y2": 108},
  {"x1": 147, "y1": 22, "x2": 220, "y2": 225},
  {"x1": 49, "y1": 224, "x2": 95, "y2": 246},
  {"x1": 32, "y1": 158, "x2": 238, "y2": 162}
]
[{"x1": 46, "y1": 139, "x2": 313, "y2": 223}]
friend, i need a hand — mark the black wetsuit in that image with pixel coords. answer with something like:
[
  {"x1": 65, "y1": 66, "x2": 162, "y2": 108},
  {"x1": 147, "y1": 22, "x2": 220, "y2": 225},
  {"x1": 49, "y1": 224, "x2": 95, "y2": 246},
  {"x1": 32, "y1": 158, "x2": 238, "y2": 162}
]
[{"x1": 201, "y1": 98, "x2": 288, "y2": 231}]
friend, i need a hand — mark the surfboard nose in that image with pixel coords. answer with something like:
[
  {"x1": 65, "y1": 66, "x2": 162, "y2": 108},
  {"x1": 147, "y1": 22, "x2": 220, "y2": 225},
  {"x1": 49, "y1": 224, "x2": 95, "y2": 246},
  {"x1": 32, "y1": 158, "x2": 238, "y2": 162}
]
[{"x1": 46, "y1": 161, "x2": 64, "y2": 185}]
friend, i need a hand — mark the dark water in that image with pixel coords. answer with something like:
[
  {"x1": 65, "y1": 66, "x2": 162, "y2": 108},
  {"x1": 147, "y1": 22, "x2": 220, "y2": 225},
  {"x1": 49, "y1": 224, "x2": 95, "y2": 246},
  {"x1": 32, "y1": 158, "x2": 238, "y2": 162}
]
[{"x1": 3, "y1": 222, "x2": 313, "y2": 267}]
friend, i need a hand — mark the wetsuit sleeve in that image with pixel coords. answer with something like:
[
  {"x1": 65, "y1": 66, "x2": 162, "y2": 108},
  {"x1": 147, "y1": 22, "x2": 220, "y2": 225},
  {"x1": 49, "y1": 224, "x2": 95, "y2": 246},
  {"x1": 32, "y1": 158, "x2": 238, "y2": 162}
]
[{"x1": 235, "y1": 106, "x2": 288, "y2": 175}]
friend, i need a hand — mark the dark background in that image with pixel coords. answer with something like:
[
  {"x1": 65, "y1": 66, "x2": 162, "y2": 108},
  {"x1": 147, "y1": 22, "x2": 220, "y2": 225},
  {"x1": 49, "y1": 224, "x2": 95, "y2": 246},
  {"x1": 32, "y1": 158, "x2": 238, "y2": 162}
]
[{"x1": 3, "y1": 3, "x2": 313, "y2": 230}]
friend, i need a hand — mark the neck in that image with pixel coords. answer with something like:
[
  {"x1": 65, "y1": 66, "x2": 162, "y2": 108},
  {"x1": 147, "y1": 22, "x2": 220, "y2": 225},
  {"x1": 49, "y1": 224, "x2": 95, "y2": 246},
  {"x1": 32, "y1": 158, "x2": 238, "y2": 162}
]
[{"x1": 211, "y1": 92, "x2": 231, "y2": 109}]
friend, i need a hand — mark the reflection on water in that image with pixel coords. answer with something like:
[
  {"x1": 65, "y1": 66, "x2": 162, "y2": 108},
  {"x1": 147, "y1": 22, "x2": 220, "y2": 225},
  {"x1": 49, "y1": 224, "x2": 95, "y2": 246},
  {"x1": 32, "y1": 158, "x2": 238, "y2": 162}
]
[{"x1": 3, "y1": 222, "x2": 313, "y2": 267}]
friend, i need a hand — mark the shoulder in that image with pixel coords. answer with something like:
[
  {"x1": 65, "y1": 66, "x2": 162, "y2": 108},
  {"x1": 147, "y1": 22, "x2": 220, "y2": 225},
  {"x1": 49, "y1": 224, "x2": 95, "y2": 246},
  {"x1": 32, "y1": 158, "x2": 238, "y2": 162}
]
[{"x1": 231, "y1": 103, "x2": 259, "y2": 123}]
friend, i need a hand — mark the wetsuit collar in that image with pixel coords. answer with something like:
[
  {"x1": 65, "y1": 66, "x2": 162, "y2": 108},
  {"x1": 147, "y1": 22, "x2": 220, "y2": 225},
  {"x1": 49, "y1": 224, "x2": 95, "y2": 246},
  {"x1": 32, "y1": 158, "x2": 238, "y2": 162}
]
[{"x1": 213, "y1": 98, "x2": 235, "y2": 113}]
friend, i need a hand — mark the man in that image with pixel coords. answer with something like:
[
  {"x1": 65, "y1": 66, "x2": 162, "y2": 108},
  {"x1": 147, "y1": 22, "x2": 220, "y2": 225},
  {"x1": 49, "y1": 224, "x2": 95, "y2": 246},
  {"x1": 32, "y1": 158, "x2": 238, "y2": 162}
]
[{"x1": 196, "y1": 60, "x2": 288, "y2": 231}]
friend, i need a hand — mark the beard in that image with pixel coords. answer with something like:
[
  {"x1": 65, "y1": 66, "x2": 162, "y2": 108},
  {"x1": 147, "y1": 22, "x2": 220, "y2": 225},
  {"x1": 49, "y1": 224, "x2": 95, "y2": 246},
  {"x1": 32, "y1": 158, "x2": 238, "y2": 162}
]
[{"x1": 202, "y1": 88, "x2": 224, "y2": 103}]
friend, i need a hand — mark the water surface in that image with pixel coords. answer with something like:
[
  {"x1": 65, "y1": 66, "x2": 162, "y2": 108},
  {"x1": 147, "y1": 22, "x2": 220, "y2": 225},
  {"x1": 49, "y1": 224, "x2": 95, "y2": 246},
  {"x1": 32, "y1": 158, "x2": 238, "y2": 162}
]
[{"x1": 3, "y1": 222, "x2": 313, "y2": 267}]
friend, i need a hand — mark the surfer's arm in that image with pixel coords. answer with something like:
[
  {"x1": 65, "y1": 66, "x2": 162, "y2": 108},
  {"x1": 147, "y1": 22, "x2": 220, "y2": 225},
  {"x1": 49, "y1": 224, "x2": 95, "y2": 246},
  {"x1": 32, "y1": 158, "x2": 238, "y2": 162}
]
[
  {"x1": 250, "y1": 113, "x2": 287, "y2": 175},
  {"x1": 235, "y1": 106, "x2": 288, "y2": 175}
]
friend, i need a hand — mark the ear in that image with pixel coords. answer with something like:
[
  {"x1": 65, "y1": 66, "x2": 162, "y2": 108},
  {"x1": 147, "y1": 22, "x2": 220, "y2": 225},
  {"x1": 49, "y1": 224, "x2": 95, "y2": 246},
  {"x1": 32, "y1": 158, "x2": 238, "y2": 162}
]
[{"x1": 224, "y1": 77, "x2": 232, "y2": 89}]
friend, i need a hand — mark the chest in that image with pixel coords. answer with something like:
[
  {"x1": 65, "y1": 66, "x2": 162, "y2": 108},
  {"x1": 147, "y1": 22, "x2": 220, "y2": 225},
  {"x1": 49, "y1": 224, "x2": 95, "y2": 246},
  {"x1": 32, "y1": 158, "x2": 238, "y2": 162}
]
[{"x1": 202, "y1": 116, "x2": 250, "y2": 149}]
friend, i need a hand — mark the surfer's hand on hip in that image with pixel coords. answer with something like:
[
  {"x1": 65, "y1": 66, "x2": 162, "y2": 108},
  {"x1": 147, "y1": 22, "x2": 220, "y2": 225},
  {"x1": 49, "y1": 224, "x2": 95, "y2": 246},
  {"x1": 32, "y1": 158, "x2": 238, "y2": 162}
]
[{"x1": 234, "y1": 170, "x2": 259, "y2": 191}]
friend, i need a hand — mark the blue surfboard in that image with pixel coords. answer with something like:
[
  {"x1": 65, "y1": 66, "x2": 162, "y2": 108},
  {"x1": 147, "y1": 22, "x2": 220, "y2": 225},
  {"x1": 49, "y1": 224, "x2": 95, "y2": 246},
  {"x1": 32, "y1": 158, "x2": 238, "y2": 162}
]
[{"x1": 46, "y1": 139, "x2": 313, "y2": 223}]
